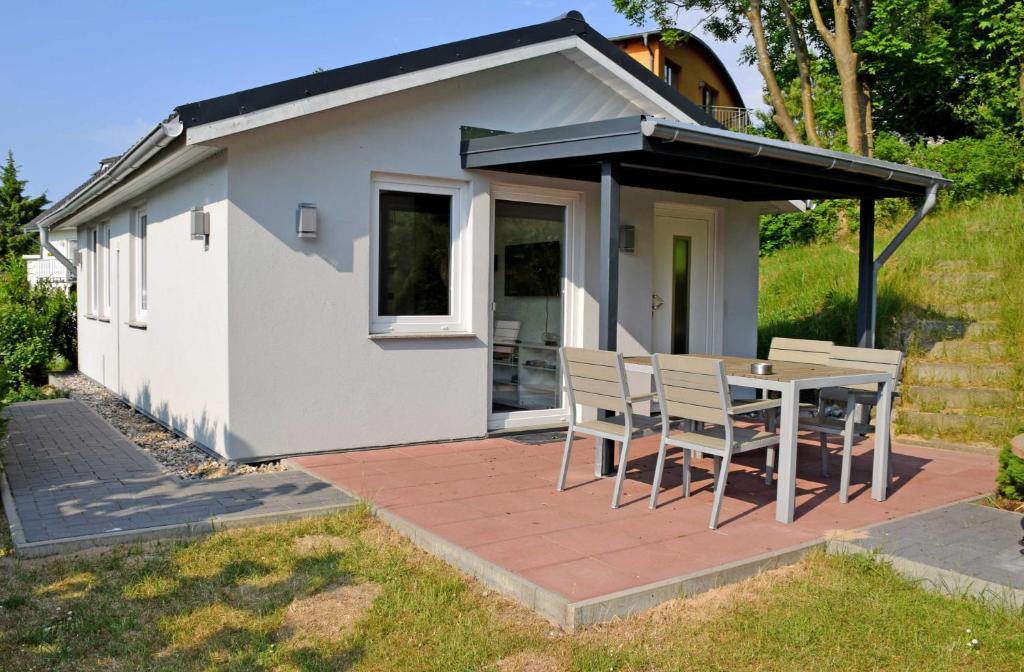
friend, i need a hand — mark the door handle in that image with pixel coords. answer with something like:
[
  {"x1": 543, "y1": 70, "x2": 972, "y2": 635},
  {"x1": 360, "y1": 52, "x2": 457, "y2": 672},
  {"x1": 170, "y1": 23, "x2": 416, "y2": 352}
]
[{"x1": 652, "y1": 293, "x2": 664, "y2": 311}]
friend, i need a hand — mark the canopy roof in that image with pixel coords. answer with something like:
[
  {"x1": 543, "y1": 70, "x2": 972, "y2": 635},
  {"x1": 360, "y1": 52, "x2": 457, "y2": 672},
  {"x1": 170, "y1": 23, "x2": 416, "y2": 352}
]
[{"x1": 461, "y1": 116, "x2": 950, "y2": 201}]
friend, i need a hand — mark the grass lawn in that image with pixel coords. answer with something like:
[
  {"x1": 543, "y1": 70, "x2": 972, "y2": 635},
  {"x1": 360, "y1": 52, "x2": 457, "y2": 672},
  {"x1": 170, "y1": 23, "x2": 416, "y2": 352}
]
[{"x1": 2, "y1": 508, "x2": 1023, "y2": 671}]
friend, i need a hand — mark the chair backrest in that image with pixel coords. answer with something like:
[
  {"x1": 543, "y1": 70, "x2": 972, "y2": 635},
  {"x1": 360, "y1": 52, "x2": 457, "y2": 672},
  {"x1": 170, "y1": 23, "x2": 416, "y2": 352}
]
[
  {"x1": 560, "y1": 347, "x2": 629, "y2": 414},
  {"x1": 768, "y1": 337, "x2": 833, "y2": 365},
  {"x1": 652, "y1": 354, "x2": 730, "y2": 426},
  {"x1": 493, "y1": 320, "x2": 521, "y2": 354},
  {"x1": 494, "y1": 320, "x2": 521, "y2": 346},
  {"x1": 827, "y1": 345, "x2": 904, "y2": 391}
]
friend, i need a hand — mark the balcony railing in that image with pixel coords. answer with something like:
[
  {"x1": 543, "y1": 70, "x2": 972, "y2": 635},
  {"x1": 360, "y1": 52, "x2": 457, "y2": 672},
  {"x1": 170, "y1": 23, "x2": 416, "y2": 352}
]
[
  {"x1": 710, "y1": 106, "x2": 755, "y2": 133},
  {"x1": 24, "y1": 256, "x2": 73, "y2": 287}
]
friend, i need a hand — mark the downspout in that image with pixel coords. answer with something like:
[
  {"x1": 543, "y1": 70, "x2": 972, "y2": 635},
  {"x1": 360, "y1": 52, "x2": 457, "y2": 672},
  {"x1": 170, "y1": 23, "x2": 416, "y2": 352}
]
[
  {"x1": 38, "y1": 224, "x2": 76, "y2": 278},
  {"x1": 642, "y1": 32, "x2": 655, "y2": 73},
  {"x1": 864, "y1": 182, "x2": 940, "y2": 347}
]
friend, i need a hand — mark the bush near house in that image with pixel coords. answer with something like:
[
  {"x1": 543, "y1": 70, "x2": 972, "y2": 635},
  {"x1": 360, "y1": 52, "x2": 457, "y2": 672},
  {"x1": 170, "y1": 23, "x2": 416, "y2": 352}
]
[
  {"x1": 759, "y1": 133, "x2": 1024, "y2": 256},
  {"x1": 996, "y1": 445, "x2": 1024, "y2": 500},
  {"x1": 0, "y1": 255, "x2": 76, "y2": 403}
]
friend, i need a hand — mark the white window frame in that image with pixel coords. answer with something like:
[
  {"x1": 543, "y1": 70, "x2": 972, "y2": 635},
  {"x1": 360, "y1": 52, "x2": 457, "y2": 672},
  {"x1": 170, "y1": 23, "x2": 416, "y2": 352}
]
[
  {"x1": 369, "y1": 174, "x2": 470, "y2": 335},
  {"x1": 131, "y1": 206, "x2": 149, "y2": 323},
  {"x1": 98, "y1": 223, "x2": 110, "y2": 318},
  {"x1": 87, "y1": 226, "x2": 98, "y2": 317}
]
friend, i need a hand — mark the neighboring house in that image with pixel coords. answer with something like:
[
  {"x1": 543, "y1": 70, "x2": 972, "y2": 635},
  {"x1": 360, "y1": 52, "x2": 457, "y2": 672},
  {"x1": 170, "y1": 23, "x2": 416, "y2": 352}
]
[
  {"x1": 23, "y1": 229, "x2": 76, "y2": 289},
  {"x1": 611, "y1": 31, "x2": 752, "y2": 131},
  {"x1": 28, "y1": 12, "x2": 946, "y2": 462}
]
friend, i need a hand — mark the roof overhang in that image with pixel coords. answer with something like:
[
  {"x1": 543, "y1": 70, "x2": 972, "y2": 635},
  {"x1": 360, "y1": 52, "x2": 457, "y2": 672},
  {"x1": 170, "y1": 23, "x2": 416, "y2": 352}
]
[
  {"x1": 182, "y1": 34, "x2": 701, "y2": 146},
  {"x1": 461, "y1": 116, "x2": 951, "y2": 201}
]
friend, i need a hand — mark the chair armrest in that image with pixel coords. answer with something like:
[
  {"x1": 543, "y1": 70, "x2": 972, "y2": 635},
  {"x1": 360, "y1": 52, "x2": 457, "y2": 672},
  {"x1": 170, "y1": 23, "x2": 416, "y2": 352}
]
[
  {"x1": 728, "y1": 398, "x2": 781, "y2": 415},
  {"x1": 628, "y1": 392, "x2": 657, "y2": 403}
]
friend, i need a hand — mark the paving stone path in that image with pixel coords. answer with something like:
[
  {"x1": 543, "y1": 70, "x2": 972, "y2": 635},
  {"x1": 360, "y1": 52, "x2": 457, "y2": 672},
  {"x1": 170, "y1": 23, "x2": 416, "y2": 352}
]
[
  {"x1": 2, "y1": 399, "x2": 355, "y2": 556},
  {"x1": 838, "y1": 501, "x2": 1024, "y2": 606}
]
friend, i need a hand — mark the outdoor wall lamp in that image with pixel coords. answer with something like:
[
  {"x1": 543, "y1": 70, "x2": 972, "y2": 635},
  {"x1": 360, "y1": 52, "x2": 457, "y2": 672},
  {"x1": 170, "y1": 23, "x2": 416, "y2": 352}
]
[
  {"x1": 297, "y1": 203, "x2": 317, "y2": 239},
  {"x1": 190, "y1": 207, "x2": 210, "y2": 249},
  {"x1": 619, "y1": 224, "x2": 636, "y2": 254}
]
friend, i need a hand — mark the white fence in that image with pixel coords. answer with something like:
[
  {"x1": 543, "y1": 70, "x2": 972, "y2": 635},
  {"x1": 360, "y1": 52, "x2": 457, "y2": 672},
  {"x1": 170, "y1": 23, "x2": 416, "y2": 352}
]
[{"x1": 24, "y1": 256, "x2": 73, "y2": 288}]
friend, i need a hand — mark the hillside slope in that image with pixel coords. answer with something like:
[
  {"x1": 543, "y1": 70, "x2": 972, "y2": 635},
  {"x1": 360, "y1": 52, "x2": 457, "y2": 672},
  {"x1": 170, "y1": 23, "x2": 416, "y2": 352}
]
[{"x1": 758, "y1": 192, "x2": 1024, "y2": 451}]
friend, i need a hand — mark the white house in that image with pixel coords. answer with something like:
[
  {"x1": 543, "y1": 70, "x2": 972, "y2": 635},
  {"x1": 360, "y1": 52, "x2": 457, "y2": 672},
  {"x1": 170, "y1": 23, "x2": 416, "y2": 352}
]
[{"x1": 30, "y1": 12, "x2": 947, "y2": 462}]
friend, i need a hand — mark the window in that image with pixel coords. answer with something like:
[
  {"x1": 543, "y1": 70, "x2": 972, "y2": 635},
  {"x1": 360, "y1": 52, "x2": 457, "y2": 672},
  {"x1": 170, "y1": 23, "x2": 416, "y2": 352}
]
[
  {"x1": 88, "y1": 227, "x2": 99, "y2": 316},
  {"x1": 701, "y1": 83, "x2": 719, "y2": 113},
  {"x1": 370, "y1": 176, "x2": 468, "y2": 334},
  {"x1": 94, "y1": 223, "x2": 109, "y2": 318},
  {"x1": 132, "y1": 206, "x2": 148, "y2": 322},
  {"x1": 663, "y1": 60, "x2": 681, "y2": 89}
]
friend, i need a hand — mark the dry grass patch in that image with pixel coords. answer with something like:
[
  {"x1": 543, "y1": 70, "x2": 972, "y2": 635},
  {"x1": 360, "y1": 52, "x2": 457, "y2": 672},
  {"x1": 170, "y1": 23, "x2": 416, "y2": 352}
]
[
  {"x1": 292, "y1": 534, "x2": 351, "y2": 554},
  {"x1": 279, "y1": 581, "x2": 381, "y2": 643},
  {"x1": 492, "y1": 650, "x2": 565, "y2": 671}
]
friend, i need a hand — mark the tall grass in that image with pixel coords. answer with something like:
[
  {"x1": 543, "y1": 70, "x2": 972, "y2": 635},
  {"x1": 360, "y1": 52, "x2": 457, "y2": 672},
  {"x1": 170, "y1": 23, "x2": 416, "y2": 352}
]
[{"x1": 759, "y1": 191, "x2": 1024, "y2": 361}]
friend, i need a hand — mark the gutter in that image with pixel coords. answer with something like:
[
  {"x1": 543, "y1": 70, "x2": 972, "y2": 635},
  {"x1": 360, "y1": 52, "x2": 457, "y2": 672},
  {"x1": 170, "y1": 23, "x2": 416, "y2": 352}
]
[
  {"x1": 640, "y1": 117, "x2": 949, "y2": 189},
  {"x1": 32, "y1": 115, "x2": 184, "y2": 232}
]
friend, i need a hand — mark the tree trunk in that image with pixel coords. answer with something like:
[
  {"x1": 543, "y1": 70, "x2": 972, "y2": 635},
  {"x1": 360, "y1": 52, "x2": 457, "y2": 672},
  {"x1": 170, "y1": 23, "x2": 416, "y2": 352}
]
[
  {"x1": 1018, "y1": 58, "x2": 1024, "y2": 124},
  {"x1": 747, "y1": 0, "x2": 802, "y2": 145},
  {"x1": 780, "y1": 0, "x2": 821, "y2": 146},
  {"x1": 810, "y1": 0, "x2": 866, "y2": 155}
]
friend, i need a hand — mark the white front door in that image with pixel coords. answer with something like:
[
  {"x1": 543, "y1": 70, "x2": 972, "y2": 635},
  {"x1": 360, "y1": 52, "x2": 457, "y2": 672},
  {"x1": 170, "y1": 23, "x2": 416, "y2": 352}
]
[{"x1": 652, "y1": 205, "x2": 716, "y2": 354}]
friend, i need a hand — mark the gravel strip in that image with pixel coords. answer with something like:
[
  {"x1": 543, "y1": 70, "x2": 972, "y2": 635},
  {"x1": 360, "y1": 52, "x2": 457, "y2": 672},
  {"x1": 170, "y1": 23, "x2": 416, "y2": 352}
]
[{"x1": 50, "y1": 372, "x2": 284, "y2": 480}]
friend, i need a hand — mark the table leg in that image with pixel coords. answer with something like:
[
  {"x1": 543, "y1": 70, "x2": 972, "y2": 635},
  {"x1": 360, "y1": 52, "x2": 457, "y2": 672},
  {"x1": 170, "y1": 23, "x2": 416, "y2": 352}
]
[
  {"x1": 775, "y1": 382, "x2": 799, "y2": 524},
  {"x1": 596, "y1": 438, "x2": 615, "y2": 476},
  {"x1": 872, "y1": 377, "x2": 894, "y2": 501}
]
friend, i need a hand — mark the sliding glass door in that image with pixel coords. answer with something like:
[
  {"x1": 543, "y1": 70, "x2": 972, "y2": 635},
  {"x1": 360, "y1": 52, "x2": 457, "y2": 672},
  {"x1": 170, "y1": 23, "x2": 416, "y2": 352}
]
[{"x1": 491, "y1": 199, "x2": 567, "y2": 422}]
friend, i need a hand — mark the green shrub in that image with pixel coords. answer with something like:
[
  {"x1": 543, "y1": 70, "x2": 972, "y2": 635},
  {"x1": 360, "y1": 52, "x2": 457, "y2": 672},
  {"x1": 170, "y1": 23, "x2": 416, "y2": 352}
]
[
  {"x1": 996, "y1": 444, "x2": 1024, "y2": 500},
  {"x1": 759, "y1": 200, "x2": 854, "y2": 256},
  {"x1": 0, "y1": 255, "x2": 77, "y2": 397},
  {"x1": 910, "y1": 132, "x2": 1024, "y2": 203}
]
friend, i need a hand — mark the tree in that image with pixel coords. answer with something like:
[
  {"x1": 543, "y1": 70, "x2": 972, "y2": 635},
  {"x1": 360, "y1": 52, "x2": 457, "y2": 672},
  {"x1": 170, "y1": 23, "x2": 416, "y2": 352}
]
[{"x1": 0, "y1": 151, "x2": 48, "y2": 258}]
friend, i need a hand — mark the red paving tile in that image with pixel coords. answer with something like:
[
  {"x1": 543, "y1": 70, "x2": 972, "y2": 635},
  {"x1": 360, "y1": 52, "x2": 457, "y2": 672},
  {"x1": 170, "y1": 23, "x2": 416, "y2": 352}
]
[{"x1": 292, "y1": 432, "x2": 994, "y2": 602}]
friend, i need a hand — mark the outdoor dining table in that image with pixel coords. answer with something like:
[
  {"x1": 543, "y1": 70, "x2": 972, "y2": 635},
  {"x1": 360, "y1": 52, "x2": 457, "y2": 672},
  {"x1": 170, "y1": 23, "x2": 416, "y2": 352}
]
[{"x1": 622, "y1": 354, "x2": 896, "y2": 524}]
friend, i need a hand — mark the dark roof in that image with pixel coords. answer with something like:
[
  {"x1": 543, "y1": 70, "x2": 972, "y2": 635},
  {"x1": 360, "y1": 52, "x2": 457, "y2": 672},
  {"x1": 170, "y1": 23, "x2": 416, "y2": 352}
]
[
  {"x1": 175, "y1": 11, "x2": 719, "y2": 129},
  {"x1": 609, "y1": 29, "x2": 746, "y2": 108},
  {"x1": 461, "y1": 116, "x2": 950, "y2": 201}
]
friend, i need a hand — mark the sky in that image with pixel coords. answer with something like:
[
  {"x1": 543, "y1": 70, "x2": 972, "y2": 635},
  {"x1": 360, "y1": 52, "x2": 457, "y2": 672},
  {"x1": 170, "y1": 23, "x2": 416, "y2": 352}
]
[{"x1": 1, "y1": 1, "x2": 764, "y2": 202}]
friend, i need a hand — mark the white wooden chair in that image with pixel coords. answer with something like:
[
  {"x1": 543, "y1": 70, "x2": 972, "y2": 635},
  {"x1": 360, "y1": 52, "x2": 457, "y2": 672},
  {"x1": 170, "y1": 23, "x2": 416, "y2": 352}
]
[
  {"x1": 756, "y1": 337, "x2": 834, "y2": 483},
  {"x1": 557, "y1": 347, "x2": 659, "y2": 508},
  {"x1": 493, "y1": 320, "x2": 521, "y2": 360},
  {"x1": 800, "y1": 345, "x2": 904, "y2": 503},
  {"x1": 649, "y1": 354, "x2": 781, "y2": 529}
]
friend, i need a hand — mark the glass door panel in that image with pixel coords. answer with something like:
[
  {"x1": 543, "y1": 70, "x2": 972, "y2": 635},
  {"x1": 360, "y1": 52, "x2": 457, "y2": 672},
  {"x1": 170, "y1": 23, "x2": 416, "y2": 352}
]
[{"x1": 492, "y1": 200, "x2": 566, "y2": 414}]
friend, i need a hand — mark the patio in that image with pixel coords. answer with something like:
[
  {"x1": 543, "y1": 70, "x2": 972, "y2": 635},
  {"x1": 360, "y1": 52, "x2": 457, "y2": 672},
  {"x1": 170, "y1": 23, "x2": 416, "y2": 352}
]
[{"x1": 290, "y1": 430, "x2": 994, "y2": 628}]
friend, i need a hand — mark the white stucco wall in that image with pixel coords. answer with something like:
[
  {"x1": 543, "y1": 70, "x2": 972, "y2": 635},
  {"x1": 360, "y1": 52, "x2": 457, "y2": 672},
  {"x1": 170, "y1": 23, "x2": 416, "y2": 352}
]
[
  {"x1": 217, "y1": 52, "x2": 763, "y2": 459},
  {"x1": 69, "y1": 50, "x2": 765, "y2": 461},
  {"x1": 75, "y1": 153, "x2": 231, "y2": 455}
]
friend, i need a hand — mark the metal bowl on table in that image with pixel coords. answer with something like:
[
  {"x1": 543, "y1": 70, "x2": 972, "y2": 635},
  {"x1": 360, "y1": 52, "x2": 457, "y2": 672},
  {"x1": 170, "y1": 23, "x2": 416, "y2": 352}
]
[{"x1": 750, "y1": 362, "x2": 774, "y2": 375}]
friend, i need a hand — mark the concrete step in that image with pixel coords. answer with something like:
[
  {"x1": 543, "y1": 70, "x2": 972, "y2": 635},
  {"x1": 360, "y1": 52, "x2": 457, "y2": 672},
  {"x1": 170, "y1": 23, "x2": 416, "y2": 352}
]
[
  {"x1": 923, "y1": 270, "x2": 999, "y2": 285},
  {"x1": 965, "y1": 321, "x2": 1001, "y2": 340},
  {"x1": 928, "y1": 340, "x2": 1007, "y2": 361},
  {"x1": 907, "y1": 361, "x2": 1012, "y2": 386},
  {"x1": 902, "y1": 384, "x2": 1017, "y2": 411},
  {"x1": 936, "y1": 302, "x2": 1000, "y2": 320},
  {"x1": 896, "y1": 410, "x2": 1013, "y2": 440}
]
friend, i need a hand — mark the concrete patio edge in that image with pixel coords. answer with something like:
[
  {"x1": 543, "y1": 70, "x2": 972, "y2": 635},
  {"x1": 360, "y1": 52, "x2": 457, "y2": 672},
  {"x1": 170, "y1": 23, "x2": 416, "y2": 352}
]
[
  {"x1": 288, "y1": 457, "x2": 834, "y2": 630},
  {"x1": 1, "y1": 467, "x2": 358, "y2": 558},
  {"x1": 565, "y1": 538, "x2": 826, "y2": 629}
]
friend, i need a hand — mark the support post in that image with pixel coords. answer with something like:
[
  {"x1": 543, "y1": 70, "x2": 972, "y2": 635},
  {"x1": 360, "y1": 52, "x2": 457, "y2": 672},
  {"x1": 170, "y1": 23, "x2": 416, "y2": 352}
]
[
  {"x1": 855, "y1": 198, "x2": 875, "y2": 348},
  {"x1": 598, "y1": 161, "x2": 620, "y2": 477}
]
